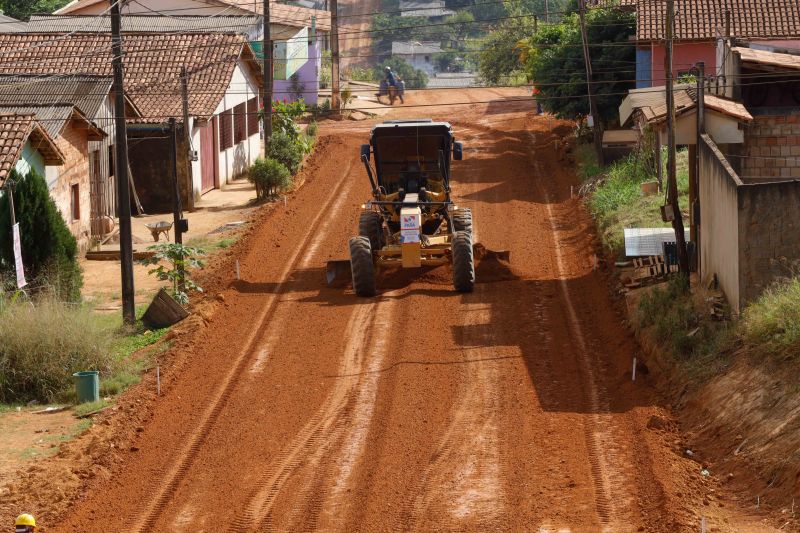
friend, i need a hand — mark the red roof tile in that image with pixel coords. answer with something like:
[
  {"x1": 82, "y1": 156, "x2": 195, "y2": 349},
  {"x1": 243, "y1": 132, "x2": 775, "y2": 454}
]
[
  {"x1": 0, "y1": 33, "x2": 259, "y2": 123},
  {"x1": 0, "y1": 113, "x2": 64, "y2": 185},
  {"x1": 636, "y1": 0, "x2": 800, "y2": 42}
]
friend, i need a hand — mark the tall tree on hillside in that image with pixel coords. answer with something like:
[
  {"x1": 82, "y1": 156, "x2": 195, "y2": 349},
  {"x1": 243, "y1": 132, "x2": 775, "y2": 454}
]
[{"x1": 0, "y1": 0, "x2": 70, "y2": 20}]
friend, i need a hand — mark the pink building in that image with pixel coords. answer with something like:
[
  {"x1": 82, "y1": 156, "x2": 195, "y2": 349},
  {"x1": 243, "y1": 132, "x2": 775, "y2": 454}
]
[{"x1": 633, "y1": 0, "x2": 800, "y2": 88}]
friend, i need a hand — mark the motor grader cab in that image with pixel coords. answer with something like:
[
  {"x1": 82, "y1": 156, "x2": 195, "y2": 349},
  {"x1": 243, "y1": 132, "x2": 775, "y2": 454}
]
[{"x1": 327, "y1": 119, "x2": 478, "y2": 297}]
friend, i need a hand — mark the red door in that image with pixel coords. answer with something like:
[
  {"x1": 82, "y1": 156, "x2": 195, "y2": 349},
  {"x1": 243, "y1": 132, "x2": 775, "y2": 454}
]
[{"x1": 200, "y1": 117, "x2": 218, "y2": 193}]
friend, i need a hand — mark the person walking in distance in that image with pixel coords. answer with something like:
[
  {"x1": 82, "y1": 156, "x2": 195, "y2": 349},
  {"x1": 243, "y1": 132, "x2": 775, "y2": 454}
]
[
  {"x1": 384, "y1": 66, "x2": 402, "y2": 104},
  {"x1": 15, "y1": 514, "x2": 37, "y2": 533}
]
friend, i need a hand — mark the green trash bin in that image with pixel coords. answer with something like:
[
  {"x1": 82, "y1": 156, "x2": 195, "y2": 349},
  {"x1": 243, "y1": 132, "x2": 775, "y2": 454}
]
[{"x1": 73, "y1": 371, "x2": 100, "y2": 403}]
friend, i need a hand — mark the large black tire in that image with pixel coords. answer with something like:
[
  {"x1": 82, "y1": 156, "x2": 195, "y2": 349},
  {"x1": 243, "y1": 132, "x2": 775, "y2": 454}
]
[
  {"x1": 349, "y1": 236, "x2": 376, "y2": 297},
  {"x1": 452, "y1": 208, "x2": 473, "y2": 235},
  {"x1": 452, "y1": 231, "x2": 475, "y2": 293},
  {"x1": 359, "y1": 211, "x2": 384, "y2": 252}
]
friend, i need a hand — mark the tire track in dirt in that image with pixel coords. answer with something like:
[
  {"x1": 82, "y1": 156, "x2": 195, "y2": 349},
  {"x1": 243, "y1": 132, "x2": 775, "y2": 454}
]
[
  {"x1": 528, "y1": 130, "x2": 639, "y2": 531},
  {"x1": 127, "y1": 157, "x2": 356, "y2": 533},
  {"x1": 231, "y1": 296, "x2": 397, "y2": 532},
  {"x1": 402, "y1": 289, "x2": 506, "y2": 531}
]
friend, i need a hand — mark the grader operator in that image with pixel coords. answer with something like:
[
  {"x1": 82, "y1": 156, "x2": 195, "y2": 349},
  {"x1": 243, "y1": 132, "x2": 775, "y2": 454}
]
[{"x1": 327, "y1": 119, "x2": 481, "y2": 297}]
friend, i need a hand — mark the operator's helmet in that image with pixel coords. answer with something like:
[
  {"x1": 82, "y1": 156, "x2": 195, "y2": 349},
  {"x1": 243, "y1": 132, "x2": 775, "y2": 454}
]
[
  {"x1": 15, "y1": 514, "x2": 37, "y2": 532},
  {"x1": 385, "y1": 66, "x2": 392, "y2": 72}
]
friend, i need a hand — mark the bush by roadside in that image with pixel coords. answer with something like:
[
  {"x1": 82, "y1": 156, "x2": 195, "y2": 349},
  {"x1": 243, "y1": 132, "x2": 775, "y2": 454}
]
[{"x1": 249, "y1": 157, "x2": 292, "y2": 200}]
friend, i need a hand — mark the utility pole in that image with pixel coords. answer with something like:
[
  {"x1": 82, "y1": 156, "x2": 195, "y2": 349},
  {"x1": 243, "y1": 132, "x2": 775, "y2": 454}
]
[
  {"x1": 112, "y1": 0, "x2": 135, "y2": 324},
  {"x1": 180, "y1": 67, "x2": 194, "y2": 211},
  {"x1": 665, "y1": 0, "x2": 690, "y2": 274},
  {"x1": 169, "y1": 118, "x2": 186, "y2": 290},
  {"x1": 330, "y1": 0, "x2": 340, "y2": 110},
  {"x1": 262, "y1": 0, "x2": 273, "y2": 141},
  {"x1": 578, "y1": 0, "x2": 603, "y2": 165},
  {"x1": 545, "y1": 0, "x2": 549, "y2": 23},
  {"x1": 690, "y1": 61, "x2": 705, "y2": 259}
]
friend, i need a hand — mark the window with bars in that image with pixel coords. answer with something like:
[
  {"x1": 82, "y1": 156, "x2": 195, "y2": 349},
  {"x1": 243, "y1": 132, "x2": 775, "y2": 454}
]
[
  {"x1": 234, "y1": 102, "x2": 247, "y2": 144},
  {"x1": 247, "y1": 97, "x2": 260, "y2": 137},
  {"x1": 219, "y1": 109, "x2": 233, "y2": 151}
]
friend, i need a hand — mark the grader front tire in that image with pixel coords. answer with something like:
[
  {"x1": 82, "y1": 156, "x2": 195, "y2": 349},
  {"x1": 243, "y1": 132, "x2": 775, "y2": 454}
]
[
  {"x1": 452, "y1": 231, "x2": 475, "y2": 293},
  {"x1": 349, "y1": 236, "x2": 376, "y2": 297}
]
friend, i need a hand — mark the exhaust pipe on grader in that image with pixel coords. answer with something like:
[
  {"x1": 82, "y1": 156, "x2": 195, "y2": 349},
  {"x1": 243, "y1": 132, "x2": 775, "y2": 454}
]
[{"x1": 326, "y1": 119, "x2": 509, "y2": 296}]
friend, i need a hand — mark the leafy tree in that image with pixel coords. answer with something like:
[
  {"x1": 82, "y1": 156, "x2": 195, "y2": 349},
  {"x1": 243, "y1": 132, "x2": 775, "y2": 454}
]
[
  {"x1": 477, "y1": 16, "x2": 537, "y2": 84},
  {"x1": 0, "y1": 0, "x2": 70, "y2": 20},
  {"x1": 371, "y1": 14, "x2": 429, "y2": 54},
  {"x1": 523, "y1": 8, "x2": 635, "y2": 124},
  {"x1": 0, "y1": 168, "x2": 82, "y2": 301},
  {"x1": 374, "y1": 56, "x2": 428, "y2": 89},
  {"x1": 268, "y1": 131, "x2": 305, "y2": 174},
  {"x1": 442, "y1": 11, "x2": 478, "y2": 45}
]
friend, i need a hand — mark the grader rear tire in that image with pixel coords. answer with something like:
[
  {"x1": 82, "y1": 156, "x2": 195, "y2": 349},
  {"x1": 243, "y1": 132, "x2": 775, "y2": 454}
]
[
  {"x1": 349, "y1": 236, "x2": 376, "y2": 297},
  {"x1": 452, "y1": 231, "x2": 475, "y2": 293},
  {"x1": 452, "y1": 208, "x2": 473, "y2": 235},
  {"x1": 359, "y1": 211, "x2": 384, "y2": 251}
]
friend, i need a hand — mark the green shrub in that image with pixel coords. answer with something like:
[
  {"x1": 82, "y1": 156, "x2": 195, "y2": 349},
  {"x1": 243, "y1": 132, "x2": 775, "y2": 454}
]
[
  {"x1": 0, "y1": 169, "x2": 82, "y2": 301},
  {"x1": 306, "y1": 121, "x2": 318, "y2": 138},
  {"x1": 0, "y1": 299, "x2": 115, "y2": 403},
  {"x1": 742, "y1": 277, "x2": 800, "y2": 357},
  {"x1": 249, "y1": 157, "x2": 292, "y2": 199},
  {"x1": 139, "y1": 243, "x2": 205, "y2": 307},
  {"x1": 268, "y1": 132, "x2": 304, "y2": 174},
  {"x1": 346, "y1": 67, "x2": 375, "y2": 82}
]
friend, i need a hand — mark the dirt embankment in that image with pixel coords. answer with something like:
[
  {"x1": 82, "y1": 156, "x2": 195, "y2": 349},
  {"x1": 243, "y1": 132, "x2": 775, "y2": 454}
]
[{"x1": 638, "y1": 327, "x2": 800, "y2": 530}]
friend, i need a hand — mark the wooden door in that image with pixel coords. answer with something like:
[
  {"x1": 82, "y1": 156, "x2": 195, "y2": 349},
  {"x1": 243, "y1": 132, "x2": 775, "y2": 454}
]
[{"x1": 200, "y1": 118, "x2": 218, "y2": 194}]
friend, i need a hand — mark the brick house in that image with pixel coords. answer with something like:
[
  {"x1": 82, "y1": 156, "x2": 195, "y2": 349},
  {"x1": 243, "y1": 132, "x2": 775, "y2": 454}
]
[
  {"x1": 53, "y1": 0, "x2": 331, "y2": 105},
  {"x1": 0, "y1": 33, "x2": 263, "y2": 213},
  {"x1": 632, "y1": 0, "x2": 800, "y2": 89},
  {"x1": 0, "y1": 75, "x2": 140, "y2": 241},
  {"x1": 0, "y1": 104, "x2": 106, "y2": 250}
]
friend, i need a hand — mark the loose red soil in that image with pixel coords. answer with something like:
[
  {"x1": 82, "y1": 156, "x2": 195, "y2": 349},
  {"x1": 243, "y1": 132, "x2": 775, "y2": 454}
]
[{"x1": 1, "y1": 89, "x2": 784, "y2": 532}]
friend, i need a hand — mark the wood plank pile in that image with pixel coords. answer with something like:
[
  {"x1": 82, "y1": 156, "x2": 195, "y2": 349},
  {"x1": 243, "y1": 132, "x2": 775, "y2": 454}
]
[{"x1": 624, "y1": 255, "x2": 679, "y2": 289}]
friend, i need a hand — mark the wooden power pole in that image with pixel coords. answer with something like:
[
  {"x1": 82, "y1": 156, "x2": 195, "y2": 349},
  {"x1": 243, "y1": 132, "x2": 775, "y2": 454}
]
[
  {"x1": 180, "y1": 66, "x2": 194, "y2": 211},
  {"x1": 330, "y1": 0, "x2": 340, "y2": 110},
  {"x1": 665, "y1": 0, "x2": 690, "y2": 274},
  {"x1": 263, "y1": 0, "x2": 273, "y2": 140},
  {"x1": 578, "y1": 0, "x2": 604, "y2": 165},
  {"x1": 111, "y1": 0, "x2": 135, "y2": 324}
]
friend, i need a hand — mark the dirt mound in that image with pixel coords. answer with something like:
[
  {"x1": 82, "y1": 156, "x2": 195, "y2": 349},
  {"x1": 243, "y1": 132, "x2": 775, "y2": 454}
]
[{"x1": 473, "y1": 243, "x2": 519, "y2": 283}]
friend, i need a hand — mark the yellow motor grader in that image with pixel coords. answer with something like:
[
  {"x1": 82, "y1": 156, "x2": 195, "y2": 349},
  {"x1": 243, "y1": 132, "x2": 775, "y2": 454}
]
[{"x1": 327, "y1": 119, "x2": 498, "y2": 297}]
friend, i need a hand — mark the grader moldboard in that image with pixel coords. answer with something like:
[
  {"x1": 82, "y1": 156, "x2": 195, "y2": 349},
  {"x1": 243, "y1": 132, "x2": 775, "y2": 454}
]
[{"x1": 326, "y1": 119, "x2": 509, "y2": 296}]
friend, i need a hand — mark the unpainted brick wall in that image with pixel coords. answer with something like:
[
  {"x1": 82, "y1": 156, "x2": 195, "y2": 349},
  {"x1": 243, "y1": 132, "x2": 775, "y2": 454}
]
[
  {"x1": 738, "y1": 180, "x2": 800, "y2": 308},
  {"x1": 741, "y1": 114, "x2": 800, "y2": 181},
  {"x1": 52, "y1": 121, "x2": 91, "y2": 252}
]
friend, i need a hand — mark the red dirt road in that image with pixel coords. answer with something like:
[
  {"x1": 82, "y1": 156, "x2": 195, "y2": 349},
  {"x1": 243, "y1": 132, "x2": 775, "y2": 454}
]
[{"x1": 51, "y1": 92, "x2": 776, "y2": 532}]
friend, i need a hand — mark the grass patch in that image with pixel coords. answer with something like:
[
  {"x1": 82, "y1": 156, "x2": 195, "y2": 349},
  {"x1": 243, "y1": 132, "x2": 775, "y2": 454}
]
[
  {"x1": 582, "y1": 146, "x2": 690, "y2": 257},
  {"x1": 73, "y1": 399, "x2": 111, "y2": 418},
  {"x1": 635, "y1": 276, "x2": 735, "y2": 380},
  {"x1": 0, "y1": 298, "x2": 116, "y2": 404},
  {"x1": 742, "y1": 277, "x2": 800, "y2": 358},
  {"x1": 186, "y1": 234, "x2": 237, "y2": 253}
]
